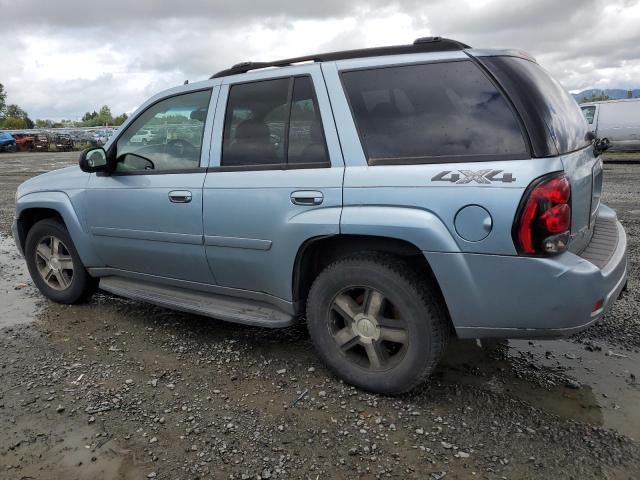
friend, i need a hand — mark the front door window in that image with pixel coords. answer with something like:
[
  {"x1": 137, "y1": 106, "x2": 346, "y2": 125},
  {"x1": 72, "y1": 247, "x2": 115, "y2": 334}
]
[{"x1": 116, "y1": 90, "x2": 212, "y2": 172}]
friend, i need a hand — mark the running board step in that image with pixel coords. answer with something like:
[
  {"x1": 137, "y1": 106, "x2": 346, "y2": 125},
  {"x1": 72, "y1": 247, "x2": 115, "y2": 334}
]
[{"x1": 99, "y1": 276, "x2": 294, "y2": 328}]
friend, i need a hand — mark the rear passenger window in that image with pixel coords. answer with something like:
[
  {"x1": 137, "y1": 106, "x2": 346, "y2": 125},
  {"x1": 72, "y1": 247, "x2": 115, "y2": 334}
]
[
  {"x1": 222, "y1": 76, "x2": 329, "y2": 168},
  {"x1": 288, "y1": 77, "x2": 329, "y2": 166},
  {"x1": 341, "y1": 61, "x2": 528, "y2": 164}
]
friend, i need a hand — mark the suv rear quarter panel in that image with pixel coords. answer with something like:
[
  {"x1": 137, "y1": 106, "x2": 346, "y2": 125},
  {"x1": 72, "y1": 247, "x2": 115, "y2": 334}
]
[
  {"x1": 322, "y1": 57, "x2": 565, "y2": 256},
  {"x1": 338, "y1": 159, "x2": 564, "y2": 255},
  {"x1": 322, "y1": 54, "x2": 599, "y2": 337}
]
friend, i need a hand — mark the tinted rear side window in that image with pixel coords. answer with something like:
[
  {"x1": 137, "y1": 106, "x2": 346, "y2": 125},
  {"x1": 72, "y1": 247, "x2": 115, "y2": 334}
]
[
  {"x1": 341, "y1": 61, "x2": 528, "y2": 165},
  {"x1": 222, "y1": 76, "x2": 329, "y2": 168},
  {"x1": 288, "y1": 77, "x2": 329, "y2": 166},
  {"x1": 223, "y1": 78, "x2": 289, "y2": 167},
  {"x1": 479, "y1": 56, "x2": 590, "y2": 156}
]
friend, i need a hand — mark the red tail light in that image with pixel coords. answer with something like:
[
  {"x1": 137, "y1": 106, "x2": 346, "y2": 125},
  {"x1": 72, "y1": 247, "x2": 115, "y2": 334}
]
[{"x1": 513, "y1": 173, "x2": 571, "y2": 255}]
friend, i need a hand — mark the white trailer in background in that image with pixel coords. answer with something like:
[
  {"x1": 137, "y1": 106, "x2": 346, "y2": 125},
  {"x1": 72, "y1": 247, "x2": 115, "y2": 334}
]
[{"x1": 581, "y1": 98, "x2": 640, "y2": 151}]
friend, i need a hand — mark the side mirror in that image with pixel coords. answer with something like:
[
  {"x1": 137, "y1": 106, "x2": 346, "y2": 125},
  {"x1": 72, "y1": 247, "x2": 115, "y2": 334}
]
[
  {"x1": 79, "y1": 147, "x2": 108, "y2": 173},
  {"x1": 593, "y1": 137, "x2": 611, "y2": 156},
  {"x1": 585, "y1": 131, "x2": 596, "y2": 142}
]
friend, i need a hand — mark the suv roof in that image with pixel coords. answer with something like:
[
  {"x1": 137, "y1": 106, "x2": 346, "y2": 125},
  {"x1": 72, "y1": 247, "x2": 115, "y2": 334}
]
[{"x1": 211, "y1": 36, "x2": 470, "y2": 78}]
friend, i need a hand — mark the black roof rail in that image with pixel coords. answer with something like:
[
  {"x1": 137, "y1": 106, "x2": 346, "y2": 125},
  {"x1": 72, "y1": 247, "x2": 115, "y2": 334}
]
[{"x1": 211, "y1": 36, "x2": 470, "y2": 79}]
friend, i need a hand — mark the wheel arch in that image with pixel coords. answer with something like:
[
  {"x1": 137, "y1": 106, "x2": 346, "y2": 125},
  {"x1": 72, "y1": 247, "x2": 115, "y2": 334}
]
[
  {"x1": 15, "y1": 207, "x2": 65, "y2": 252},
  {"x1": 16, "y1": 192, "x2": 102, "y2": 266},
  {"x1": 292, "y1": 234, "x2": 453, "y2": 332}
]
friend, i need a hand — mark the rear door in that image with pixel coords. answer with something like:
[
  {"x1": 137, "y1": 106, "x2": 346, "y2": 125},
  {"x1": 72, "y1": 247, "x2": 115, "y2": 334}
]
[{"x1": 203, "y1": 66, "x2": 344, "y2": 303}]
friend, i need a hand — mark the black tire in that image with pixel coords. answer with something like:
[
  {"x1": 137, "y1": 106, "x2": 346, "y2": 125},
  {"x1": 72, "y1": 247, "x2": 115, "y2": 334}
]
[
  {"x1": 306, "y1": 253, "x2": 449, "y2": 394},
  {"x1": 25, "y1": 219, "x2": 96, "y2": 304}
]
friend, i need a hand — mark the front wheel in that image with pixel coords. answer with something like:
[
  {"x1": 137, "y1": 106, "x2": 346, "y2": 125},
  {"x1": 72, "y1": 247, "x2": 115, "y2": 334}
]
[
  {"x1": 25, "y1": 219, "x2": 96, "y2": 304},
  {"x1": 306, "y1": 253, "x2": 450, "y2": 394}
]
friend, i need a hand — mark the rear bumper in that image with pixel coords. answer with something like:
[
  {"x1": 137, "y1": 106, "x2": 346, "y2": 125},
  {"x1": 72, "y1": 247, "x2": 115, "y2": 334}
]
[{"x1": 425, "y1": 205, "x2": 628, "y2": 339}]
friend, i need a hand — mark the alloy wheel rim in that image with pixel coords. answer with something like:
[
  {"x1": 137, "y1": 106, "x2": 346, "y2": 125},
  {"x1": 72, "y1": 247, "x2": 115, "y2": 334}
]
[
  {"x1": 328, "y1": 287, "x2": 409, "y2": 371},
  {"x1": 34, "y1": 235, "x2": 74, "y2": 291}
]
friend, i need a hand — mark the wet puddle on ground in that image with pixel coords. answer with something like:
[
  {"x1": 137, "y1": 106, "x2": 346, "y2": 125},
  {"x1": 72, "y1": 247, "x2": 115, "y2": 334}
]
[
  {"x1": 439, "y1": 339, "x2": 640, "y2": 439},
  {"x1": 0, "y1": 234, "x2": 42, "y2": 327}
]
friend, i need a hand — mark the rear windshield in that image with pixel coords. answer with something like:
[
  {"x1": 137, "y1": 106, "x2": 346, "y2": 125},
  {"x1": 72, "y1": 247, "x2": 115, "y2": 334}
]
[
  {"x1": 479, "y1": 56, "x2": 590, "y2": 156},
  {"x1": 341, "y1": 60, "x2": 529, "y2": 165}
]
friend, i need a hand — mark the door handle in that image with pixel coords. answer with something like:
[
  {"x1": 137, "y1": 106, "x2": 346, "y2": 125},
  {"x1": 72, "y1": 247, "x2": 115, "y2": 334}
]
[
  {"x1": 168, "y1": 190, "x2": 192, "y2": 203},
  {"x1": 290, "y1": 190, "x2": 323, "y2": 206}
]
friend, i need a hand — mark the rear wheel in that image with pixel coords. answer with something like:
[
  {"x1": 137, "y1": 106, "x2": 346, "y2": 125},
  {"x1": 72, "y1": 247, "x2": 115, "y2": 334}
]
[
  {"x1": 25, "y1": 219, "x2": 96, "y2": 304},
  {"x1": 306, "y1": 253, "x2": 449, "y2": 394}
]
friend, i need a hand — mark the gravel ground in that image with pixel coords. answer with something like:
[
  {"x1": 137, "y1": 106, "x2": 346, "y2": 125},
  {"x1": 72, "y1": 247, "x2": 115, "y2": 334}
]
[
  {"x1": 572, "y1": 162, "x2": 640, "y2": 349},
  {"x1": 1, "y1": 151, "x2": 639, "y2": 480}
]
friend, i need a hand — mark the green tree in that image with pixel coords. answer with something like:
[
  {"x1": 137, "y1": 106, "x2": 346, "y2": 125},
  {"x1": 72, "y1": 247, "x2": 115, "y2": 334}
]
[
  {"x1": 35, "y1": 119, "x2": 54, "y2": 128},
  {"x1": 6, "y1": 104, "x2": 26, "y2": 118},
  {"x1": 0, "y1": 117, "x2": 27, "y2": 129},
  {"x1": 4, "y1": 104, "x2": 34, "y2": 128},
  {"x1": 112, "y1": 113, "x2": 128, "y2": 126},
  {"x1": 81, "y1": 105, "x2": 114, "y2": 127},
  {"x1": 97, "y1": 105, "x2": 113, "y2": 125},
  {"x1": 82, "y1": 111, "x2": 98, "y2": 123}
]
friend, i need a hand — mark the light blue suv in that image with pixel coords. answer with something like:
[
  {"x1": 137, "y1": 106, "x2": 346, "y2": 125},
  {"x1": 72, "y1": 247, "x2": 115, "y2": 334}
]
[{"x1": 12, "y1": 38, "x2": 628, "y2": 393}]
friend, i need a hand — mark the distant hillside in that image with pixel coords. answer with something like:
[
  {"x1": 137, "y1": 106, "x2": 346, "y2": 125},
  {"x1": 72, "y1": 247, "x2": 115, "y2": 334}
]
[{"x1": 573, "y1": 89, "x2": 640, "y2": 103}]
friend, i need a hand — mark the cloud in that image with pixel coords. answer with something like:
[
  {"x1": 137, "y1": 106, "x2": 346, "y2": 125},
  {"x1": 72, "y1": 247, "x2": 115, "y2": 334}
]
[{"x1": 0, "y1": 0, "x2": 638, "y2": 120}]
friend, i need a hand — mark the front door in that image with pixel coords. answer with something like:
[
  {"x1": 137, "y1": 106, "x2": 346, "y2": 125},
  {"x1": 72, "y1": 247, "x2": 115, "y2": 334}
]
[
  {"x1": 83, "y1": 88, "x2": 217, "y2": 284},
  {"x1": 203, "y1": 67, "x2": 344, "y2": 303}
]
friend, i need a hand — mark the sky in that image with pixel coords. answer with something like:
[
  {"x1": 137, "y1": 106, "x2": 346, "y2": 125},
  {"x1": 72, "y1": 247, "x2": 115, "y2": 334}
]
[{"x1": 0, "y1": 0, "x2": 639, "y2": 121}]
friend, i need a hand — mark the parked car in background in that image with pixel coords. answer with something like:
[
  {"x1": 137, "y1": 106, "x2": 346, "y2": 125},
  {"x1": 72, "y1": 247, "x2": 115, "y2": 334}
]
[
  {"x1": 13, "y1": 133, "x2": 35, "y2": 152},
  {"x1": 73, "y1": 130, "x2": 99, "y2": 147},
  {"x1": 54, "y1": 133, "x2": 75, "y2": 152},
  {"x1": 129, "y1": 128, "x2": 154, "y2": 145},
  {"x1": 0, "y1": 132, "x2": 17, "y2": 152},
  {"x1": 92, "y1": 129, "x2": 116, "y2": 146},
  {"x1": 12, "y1": 37, "x2": 628, "y2": 394},
  {"x1": 581, "y1": 98, "x2": 640, "y2": 151},
  {"x1": 34, "y1": 133, "x2": 51, "y2": 151}
]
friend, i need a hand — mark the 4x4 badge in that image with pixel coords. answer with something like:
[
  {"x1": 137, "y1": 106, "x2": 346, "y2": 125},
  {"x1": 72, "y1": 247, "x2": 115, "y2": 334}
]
[{"x1": 431, "y1": 169, "x2": 516, "y2": 184}]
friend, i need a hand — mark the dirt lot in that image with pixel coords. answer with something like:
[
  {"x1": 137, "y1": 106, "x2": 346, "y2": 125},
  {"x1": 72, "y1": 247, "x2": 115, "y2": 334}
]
[{"x1": 1, "y1": 151, "x2": 639, "y2": 480}]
